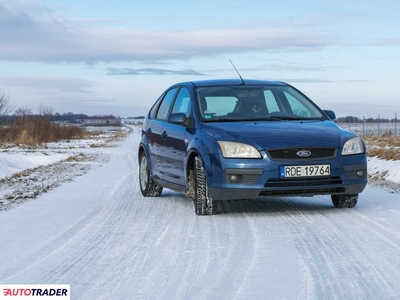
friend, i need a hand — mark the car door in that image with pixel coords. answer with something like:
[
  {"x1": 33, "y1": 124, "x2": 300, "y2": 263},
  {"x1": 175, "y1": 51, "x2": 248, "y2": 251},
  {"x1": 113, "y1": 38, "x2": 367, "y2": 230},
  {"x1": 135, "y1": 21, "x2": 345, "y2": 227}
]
[
  {"x1": 150, "y1": 87, "x2": 178, "y2": 181},
  {"x1": 144, "y1": 93, "x2": 163, "y2": 177},
  {"x1": 161, "y1": 87, "x2": 192, "y2": 186}
]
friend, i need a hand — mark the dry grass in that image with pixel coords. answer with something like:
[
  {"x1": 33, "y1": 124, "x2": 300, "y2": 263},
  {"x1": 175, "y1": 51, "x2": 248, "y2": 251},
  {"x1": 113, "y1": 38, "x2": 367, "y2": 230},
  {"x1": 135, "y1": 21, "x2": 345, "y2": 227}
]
[
  {"x1": 364, "y1": 137, "x2": 400, "y2": 148},
  {"x1": 367, "y1": 148, "x2": 400, "y2": 160},
  {"x1": 0, "y1": 117, "x2": 86, "y2": 146},
  {"x1": 364, "y1": 137, "x2": 400, "y2": 160}
]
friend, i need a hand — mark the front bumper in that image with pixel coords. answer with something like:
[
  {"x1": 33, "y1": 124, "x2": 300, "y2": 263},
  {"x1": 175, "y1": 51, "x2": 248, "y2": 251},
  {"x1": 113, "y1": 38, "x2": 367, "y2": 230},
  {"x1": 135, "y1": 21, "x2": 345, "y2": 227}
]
[
  {"x1": 205, "y1": 152, "x2": 367, "y2": 201},
  {"x1": 209, "y1": 182, "x2": 367, "y2": 200}
]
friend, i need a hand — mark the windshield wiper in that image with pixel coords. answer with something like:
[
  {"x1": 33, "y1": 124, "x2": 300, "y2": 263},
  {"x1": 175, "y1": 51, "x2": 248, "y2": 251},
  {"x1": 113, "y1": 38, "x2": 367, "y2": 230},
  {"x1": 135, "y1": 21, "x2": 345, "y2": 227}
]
[
  {"x1": 248, "y1": 116, "x2": 317, "y2": 121},
  {"x1": 243, "y1": 116, "x2": 284, "y2": 121},
  {"x1": 204, "y1": 116, "x2": 317, "y2": 122},
  {"x1": 204, "y1": 118, "x2": 243, "y2": 122},
  {"x1": 205, "y1": 116, "x2": 290, "y2": 122}
]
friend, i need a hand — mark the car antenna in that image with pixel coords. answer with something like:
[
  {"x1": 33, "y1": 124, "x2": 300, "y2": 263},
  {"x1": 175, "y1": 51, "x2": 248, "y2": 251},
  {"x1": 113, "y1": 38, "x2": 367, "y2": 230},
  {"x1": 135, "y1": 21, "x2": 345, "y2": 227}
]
[{"x1": 229, "y1": 59, "x2": 245, "y2": 85}]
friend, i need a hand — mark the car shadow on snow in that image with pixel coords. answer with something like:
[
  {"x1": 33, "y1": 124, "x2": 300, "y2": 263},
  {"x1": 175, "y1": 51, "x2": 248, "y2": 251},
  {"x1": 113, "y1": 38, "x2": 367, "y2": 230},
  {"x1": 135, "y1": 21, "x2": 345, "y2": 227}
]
[
  {"x1": 218, "y1": 196, "x2": 343, "y2": 216},
  {"x1": 151, "y1": 191, "x2": 343, "y2": 217}
]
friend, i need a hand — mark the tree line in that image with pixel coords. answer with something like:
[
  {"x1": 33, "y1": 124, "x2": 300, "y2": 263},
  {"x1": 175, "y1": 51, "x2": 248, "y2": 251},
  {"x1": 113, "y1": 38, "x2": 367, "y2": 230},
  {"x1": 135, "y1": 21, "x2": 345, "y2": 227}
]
[
  {"x1": 0, "y1": 89, "x2": 119, "y2": 124},
  {"x1": 336, "y1": 116, "x2": 398, "y2": 123}
]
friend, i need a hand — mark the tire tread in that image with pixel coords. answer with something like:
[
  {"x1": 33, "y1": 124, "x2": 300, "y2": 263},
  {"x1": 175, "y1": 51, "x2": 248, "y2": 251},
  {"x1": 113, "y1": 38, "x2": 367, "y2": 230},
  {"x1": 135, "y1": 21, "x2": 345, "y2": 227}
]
[
  {"x1": 332, "y1": 194, "x2": 358, "y2": 208},
  {"x1": 194, "y1": 156, "x2": 217, "y2": 215}
]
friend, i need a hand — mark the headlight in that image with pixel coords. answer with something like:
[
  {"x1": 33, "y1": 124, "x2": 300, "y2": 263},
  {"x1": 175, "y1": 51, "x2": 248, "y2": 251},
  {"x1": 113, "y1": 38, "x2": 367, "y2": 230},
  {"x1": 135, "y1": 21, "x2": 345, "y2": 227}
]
[
  {"x1": 342, "y1": 137, "x2": 364, "y2": 155},
  {"x1": 218, "y1": 141, "x2": 261, "y2": 158}
]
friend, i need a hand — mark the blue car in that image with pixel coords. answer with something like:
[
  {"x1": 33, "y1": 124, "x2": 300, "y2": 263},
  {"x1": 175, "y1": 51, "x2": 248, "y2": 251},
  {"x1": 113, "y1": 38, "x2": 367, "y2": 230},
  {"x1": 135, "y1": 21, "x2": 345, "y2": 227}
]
[{"x1": 138, "y1": 79, "x2": 367, "y2": 215}]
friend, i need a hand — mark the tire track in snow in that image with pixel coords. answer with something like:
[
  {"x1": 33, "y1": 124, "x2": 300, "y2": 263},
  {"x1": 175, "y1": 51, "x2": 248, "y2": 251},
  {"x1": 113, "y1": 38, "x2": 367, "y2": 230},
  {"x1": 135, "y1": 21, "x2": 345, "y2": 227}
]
[
  {"x1": 34, "y1": 133, "x2": 182, "y2": 298},
  {"x1": 281, "y1": 199, "x2": 373, "y2": 300},
  {"x1": 79, "y1": 188, "x2": 178, "y2": 299},
  {"x1": 76, "y1": 132, "x2": 195, "y2": 299},
  {"x1": 320, "y1": 208, "x2": 400, "y2": 298},
  {"x1": 253, "y1": 197, "x2": 400, "y2": 299},
  {"x1": 301, "y1": 200, "x2": 400, "y2": 299},
  {"x1": 1, "y1": 133, "x2": 141, "y2": 286},
  {"x1": 105, "y1": 197, "x2": 257, "y2": 300},
  {"x1": 0, "y1": 153, "x2": 129, "y2": 283},
  {"x1": 183, "y1": 200, "x2": 257, "y2": 300},
  {"x1": 33, "y1": 141, "x2": 139, "y2": 284},
  {"x1": 38, "y1": 174, "x2": 136, "y2": 285},
  {"x1": 235, "y1": 199, "x2": 313, "y2": 300},
  {"x1": 4, "y1": 151, "x2": 138, "y2": 284}
]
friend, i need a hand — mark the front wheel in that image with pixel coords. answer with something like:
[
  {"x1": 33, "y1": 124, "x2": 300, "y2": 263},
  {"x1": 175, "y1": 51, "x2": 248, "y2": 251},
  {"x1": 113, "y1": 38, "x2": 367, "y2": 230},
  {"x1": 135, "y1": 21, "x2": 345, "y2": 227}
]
[
  {"x1": 194, "y1": 156, "x2": 217, "y2": 215},
  {"x1": 139, "y1": 151, "x2": 163, "y2": 197},
  {"x1": 331, "y1": 194, "x2": 358, "y2": 208}
]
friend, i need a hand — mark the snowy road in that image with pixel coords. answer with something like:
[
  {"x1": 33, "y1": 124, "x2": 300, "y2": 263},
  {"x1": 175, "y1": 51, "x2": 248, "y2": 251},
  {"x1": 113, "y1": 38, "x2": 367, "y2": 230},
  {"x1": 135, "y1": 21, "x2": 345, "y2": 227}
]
[{"x1": 1, "y1": 129, "x2": 400, "y2": 299}]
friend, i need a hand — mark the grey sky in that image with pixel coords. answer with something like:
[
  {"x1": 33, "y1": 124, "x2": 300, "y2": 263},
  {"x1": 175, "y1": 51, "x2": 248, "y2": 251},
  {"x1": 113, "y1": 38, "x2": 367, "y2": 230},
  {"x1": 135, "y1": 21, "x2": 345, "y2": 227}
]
[{"x1": 0, "y1": 0, "x2": 399, "y2": 118}]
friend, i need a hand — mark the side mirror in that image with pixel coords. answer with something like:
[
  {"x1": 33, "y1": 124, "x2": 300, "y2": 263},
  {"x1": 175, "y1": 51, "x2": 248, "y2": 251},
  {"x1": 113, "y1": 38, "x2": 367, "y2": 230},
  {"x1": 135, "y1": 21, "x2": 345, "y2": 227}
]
[
  {"x1": 323, "y1": 110, "x2": 336, "y2": 120},
  {"x1": 168, "y1": 113, "x2": 187, "y2": 125}
]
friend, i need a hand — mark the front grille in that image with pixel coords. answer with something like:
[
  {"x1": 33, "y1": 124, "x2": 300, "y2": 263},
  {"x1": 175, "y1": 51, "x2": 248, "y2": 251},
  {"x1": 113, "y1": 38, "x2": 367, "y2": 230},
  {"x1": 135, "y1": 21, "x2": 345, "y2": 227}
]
[
  {"x1": 267, "y1": 147, "x2": 337, "y2": 161},
  {"x1": 265, "y1": 176, "x2": 343, "y2": 188}
]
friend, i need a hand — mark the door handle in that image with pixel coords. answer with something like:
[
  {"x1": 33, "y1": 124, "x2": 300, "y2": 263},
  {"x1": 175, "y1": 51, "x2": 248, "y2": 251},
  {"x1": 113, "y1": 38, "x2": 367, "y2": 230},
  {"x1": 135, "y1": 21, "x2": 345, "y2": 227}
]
[{"x1": 161, "y1": 131, "x2": 168, "y2": 139}]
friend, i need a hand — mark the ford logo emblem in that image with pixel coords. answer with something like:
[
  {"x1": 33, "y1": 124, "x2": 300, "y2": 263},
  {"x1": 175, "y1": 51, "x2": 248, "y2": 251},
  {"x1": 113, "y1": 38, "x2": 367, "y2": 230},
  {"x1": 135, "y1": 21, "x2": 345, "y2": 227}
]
[{"x1": 297, "y1": 150, "x2": 312, "y2": 157}]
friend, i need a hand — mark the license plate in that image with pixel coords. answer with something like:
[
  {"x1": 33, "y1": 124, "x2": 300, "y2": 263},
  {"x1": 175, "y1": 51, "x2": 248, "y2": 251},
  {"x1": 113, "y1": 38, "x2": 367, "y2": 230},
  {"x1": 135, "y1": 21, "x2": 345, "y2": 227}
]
[{"x1": 280, "y1": 165, "x2": 330, "y2": 178}]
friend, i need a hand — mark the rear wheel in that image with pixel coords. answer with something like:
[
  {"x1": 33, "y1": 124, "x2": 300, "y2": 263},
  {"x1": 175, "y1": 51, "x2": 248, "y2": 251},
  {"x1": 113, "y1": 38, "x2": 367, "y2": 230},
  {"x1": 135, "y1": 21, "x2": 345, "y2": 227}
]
[
  {"x1": 331, "y1": 194, "x2": 358, "y2": 208},
  {"x1": 139, "y1": 151, "x2": 163, "y2": 197},
  {"x1": 194, "y1": 156, "x2": 217, "y2": 215}
]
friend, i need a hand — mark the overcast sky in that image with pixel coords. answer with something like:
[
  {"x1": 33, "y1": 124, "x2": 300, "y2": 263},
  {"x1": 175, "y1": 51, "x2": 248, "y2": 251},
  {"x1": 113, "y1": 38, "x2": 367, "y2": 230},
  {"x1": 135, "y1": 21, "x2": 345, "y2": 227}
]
[{"x1": 0, "y1": 0, "x2": 399, "y2": 118}]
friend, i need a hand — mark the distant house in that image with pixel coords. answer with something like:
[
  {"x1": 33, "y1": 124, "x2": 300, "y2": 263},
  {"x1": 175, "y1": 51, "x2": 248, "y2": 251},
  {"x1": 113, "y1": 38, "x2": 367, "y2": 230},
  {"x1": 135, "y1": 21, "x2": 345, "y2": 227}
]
[{"x1": 82, "y1": 116, "x2": 121, "y2": 126}]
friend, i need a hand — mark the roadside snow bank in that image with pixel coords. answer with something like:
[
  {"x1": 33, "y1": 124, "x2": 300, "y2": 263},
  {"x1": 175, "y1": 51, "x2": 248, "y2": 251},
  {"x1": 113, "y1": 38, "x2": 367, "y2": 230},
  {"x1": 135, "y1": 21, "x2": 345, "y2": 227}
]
[
  {"x1": 368, "y1": 156, "x2": 400, "y2": 184},
  {"x1": 0, "y1": 153, "x2": 69, "y2": 179}
]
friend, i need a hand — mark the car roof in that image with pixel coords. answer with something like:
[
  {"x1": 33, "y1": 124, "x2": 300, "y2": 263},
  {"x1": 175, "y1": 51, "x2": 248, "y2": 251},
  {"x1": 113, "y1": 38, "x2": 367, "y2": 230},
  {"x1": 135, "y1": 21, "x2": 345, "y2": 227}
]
[{"x1": 175, "y1": 79, "x2": 288, "y2": 88}]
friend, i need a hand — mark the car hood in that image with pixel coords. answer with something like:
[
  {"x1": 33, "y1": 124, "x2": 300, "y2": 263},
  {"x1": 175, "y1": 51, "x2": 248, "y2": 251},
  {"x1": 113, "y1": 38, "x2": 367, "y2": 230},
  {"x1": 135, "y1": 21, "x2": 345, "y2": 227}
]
[{"x1": 201, "y1": 120, "x2": 343, "y2": 150}]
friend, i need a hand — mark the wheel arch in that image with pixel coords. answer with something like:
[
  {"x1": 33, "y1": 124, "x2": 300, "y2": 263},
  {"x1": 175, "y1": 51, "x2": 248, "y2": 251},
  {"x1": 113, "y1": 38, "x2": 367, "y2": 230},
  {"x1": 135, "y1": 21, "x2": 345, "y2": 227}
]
[
  {"x1": 138, "y1": 143, "x2": 145, "y2": 160},
  {"x1": 185, "y1": 148, "x2": 213, "y2": 188},
  {"x1": 185, "y1": 149, "x2": 199, "y2": 184},
  {"x1": 138, "y1": 142, "x2": 156, "y2": 179}
]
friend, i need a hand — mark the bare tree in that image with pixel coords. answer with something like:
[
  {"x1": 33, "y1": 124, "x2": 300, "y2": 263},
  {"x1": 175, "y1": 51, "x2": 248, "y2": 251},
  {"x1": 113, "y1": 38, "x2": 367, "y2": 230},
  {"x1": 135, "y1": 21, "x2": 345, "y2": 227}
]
[
  {"x1": 37, "y1": 103, "x2": 54, "y2": 117},
  {"x1": 0, "y1": 89, "x2": 11, "y2": 116},
  {"x1": 15, "y1": 106, "x2": 33, "y2": 117}
]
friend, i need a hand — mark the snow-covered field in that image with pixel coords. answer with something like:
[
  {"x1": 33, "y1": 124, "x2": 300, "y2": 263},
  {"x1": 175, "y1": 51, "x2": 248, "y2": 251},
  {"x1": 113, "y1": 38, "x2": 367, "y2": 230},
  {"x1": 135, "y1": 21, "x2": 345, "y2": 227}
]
[
  {"x1": 0, "y1": 128, "x2": 128, "y2": 210},
  {"x1": 368, "y1": 157, "x2": 400, "y2": 184},
  {"x1": 1, "y1": 128, "x2": 400, "y2": 299}
]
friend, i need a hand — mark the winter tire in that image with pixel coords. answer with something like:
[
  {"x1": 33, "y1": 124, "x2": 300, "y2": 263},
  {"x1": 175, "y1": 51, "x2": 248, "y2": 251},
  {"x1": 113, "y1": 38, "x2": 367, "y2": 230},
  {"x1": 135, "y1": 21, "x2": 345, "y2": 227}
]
[
  {"x1": 194, "y1": 156, "x2": 217, "y2": 215},
  {"x1": 139, "y1": 151, "x2": 163, "y2": 197},
  {"x1": 331, "y1": 194, "x2": 358, "y2": 208}
]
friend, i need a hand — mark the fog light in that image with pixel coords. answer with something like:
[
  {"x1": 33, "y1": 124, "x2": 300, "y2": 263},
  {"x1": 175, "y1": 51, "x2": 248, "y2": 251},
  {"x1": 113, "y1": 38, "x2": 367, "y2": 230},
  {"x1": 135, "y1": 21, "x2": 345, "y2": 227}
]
[
  {"x1": 230, "y1": 175, "x2": 239, "y2": 182},
  {"x1": 356, "y1": 170, "x2": 364, "y2": 177}
]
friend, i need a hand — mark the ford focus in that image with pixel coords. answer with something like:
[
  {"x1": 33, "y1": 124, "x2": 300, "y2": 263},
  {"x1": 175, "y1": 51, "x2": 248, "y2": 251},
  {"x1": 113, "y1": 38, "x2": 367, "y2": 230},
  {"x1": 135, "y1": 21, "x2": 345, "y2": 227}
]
[{"x1": 138, "y1": 79, "x2": 367, "y2": 215}]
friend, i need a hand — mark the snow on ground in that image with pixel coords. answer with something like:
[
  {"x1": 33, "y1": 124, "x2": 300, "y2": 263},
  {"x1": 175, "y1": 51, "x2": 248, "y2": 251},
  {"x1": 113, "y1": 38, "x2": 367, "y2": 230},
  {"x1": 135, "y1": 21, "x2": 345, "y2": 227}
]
[
  {"x1": 1, "y1": 128, "x2": 400, "y2": 299},
  {"x1": 368, "y1": 156, "x2": 400, "y2": 184},
  {"x1": 0, "y1": 126, "x2": 124, "y2": 180},
  {"x1": 0, "y1": 152, "x2": 69, "y2": 179},
  {"x1": 0, "y1": 127, "x2": 129, "y2": 210}
]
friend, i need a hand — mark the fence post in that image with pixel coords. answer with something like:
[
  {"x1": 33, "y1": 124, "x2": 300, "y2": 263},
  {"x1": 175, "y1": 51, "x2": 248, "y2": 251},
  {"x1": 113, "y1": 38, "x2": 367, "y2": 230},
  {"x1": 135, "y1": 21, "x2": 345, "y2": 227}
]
[
  {"x1": 363, "y1": 115, "x2": 365, "y2": 137},
  {"x1": 378, "y1": 114, "x2": 380, "y2": 137},
  {"x1": 396, "y1": 112, "x2": 398, "y2": 137}
]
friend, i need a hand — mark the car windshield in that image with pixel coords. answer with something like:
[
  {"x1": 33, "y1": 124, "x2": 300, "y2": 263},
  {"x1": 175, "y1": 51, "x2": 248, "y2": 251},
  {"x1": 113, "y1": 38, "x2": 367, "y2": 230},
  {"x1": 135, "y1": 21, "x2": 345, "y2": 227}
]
[{"x1": 196, "y1": 85, "x2": 324, "y2": 122}]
